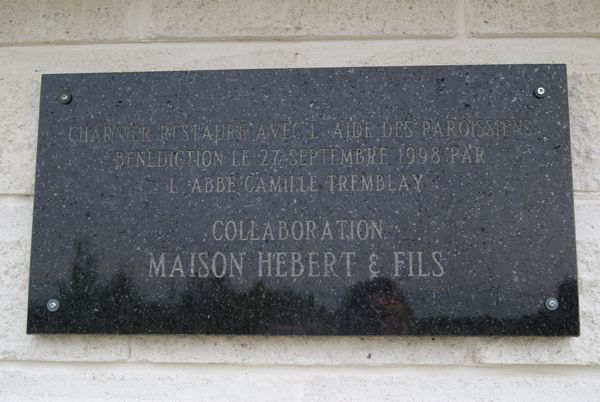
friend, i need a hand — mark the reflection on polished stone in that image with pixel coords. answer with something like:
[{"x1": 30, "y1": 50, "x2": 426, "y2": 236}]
[{"x1": 28, "y1": 65, "x2": 578, "y2": 335}]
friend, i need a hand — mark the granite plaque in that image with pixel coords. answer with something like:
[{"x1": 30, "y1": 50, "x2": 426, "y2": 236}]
[{"x1": 28, "y1": 65, "x2": 579, "y2": 335}]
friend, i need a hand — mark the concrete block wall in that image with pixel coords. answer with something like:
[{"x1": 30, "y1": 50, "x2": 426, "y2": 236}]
[{"x1": 1, "y1": 1, "x2": 600, "y2": 400}]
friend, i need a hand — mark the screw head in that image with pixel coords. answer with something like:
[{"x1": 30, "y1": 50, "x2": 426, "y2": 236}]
[
  {"x1": 534, "y1": 86, "x2": 547, "y2": 98},
  {"x1": 46, "y1": 299, "x2": 60, "y2": 312},
  {"x1": 545, "y1": 297, "x2": 559, "y2": 311},
  {"x1": 59, "y1": 93, "x2": 72, "y2": 104}
]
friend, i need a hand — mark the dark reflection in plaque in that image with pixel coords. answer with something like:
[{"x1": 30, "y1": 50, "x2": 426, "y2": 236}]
[{"x1": 28, "y1": 65, "x2": 579, "y2": 335}]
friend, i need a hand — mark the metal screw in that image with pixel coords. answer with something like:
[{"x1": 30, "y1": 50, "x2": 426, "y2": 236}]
[
  {"x1": 46, "y1": 299, "x2": 60, "y2": 312},
  {"x1": 534, "y1": 86, "x2": 547, "y2": 99},
  {"x1": 59, "y1": 93, "x2": 72, "y2": 104},
  {"x1": 545, "y1": 297, "x2": 559, "y2": 311}
]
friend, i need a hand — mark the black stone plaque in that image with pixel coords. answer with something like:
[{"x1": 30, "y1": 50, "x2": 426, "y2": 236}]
[{"x1": 28, "y1": 65, "x2": 579, "y2": 335}]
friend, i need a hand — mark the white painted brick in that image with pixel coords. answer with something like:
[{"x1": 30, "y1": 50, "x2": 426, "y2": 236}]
[
  {"x1": 145, "y1": 0, "x2": 458, "y2": 40},
  {"x1": 474, "y1": 281, "x2": 600, "y2": 365},
  {"x1": 0, "y1": 196, "x2": 129, "y2": 362},
  {"x1": 128, "y1": 336, "x2": 470, "y2": 365},
  {"x1": 0, "y1": 41, "x2": 599, "y2": 368},
  {"x1": 570, "y1": 73, "x2": 600, "y2": 192},
  {"x1": 0, "y1": 0, "x2": 459, "y2": 44},
  {"x1": 0, "y1": 2, "x2": 598, "y2": 398},
  {"x1": 1, "y1": 40, "x2": 600, "y2": 195},
  {"x1": 468, "y1": 0, "x2": 600, "y2": 37},
  {"x1": 0, "y1": 75, "x2": 38, "y2": 195},
  {"x1": 1, "y1": 364, "x2": 600, "y2": 402},
  {"x1": 576, "y1": 197, "x2": 600, "y2": 283},
  {"x1": 0, "y1": 0, "x2": 140, "y2": 45}
]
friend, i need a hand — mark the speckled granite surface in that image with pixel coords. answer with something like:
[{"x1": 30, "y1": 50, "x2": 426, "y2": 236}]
[{"x1": 27, "y1": 65, "x2": 578, "y2": 335}]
